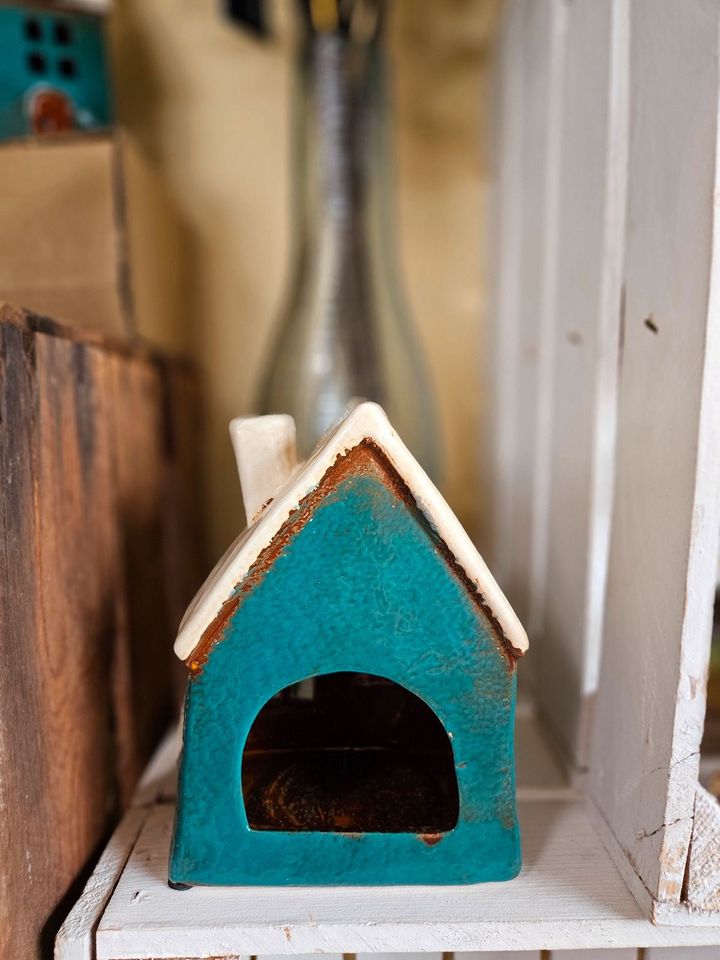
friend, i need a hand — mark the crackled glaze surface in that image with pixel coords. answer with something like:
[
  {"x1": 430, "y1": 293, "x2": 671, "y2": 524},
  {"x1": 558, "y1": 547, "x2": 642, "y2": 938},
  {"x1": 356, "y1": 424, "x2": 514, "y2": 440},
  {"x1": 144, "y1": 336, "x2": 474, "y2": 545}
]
[{"x1": 170, "y1": 444, "x2": 520, "y2": 886}]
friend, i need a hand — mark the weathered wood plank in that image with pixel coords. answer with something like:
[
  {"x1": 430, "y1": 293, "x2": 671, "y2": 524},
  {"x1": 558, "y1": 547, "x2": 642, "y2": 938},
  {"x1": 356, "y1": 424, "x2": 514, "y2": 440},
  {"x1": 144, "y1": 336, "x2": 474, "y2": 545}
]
[
  {"x1": 589, "y1": 0, "x2": 720, "y2": 907},
  {"x1": 546, "y1": 952, "x2": 636, "y2": 960},
  {"x1": 522, "y1": 0, "x2": 567, "y2": 640},
  {"x1": 0, "y1": 321, "x2": 51, "y2": 959},
  {"x1": 488, "y1": 0, "x2": 524, "y2": 587},
  {"x1": 547, "y1": 952, "x2": 636, "y2": 960},
  {"x1": 0, "y1": 305, "x2": 202, "y2": 960},
  {"x1": 95, "y1": 800, "x2": 720, "y2": 957},
  {"x1": 55, "y1": 808, "x2": 149, "y2": 960},
  {"x1": 459, "y1": 951, "x2": 540, "y2": 959},
  {"x1": 682, "y1": 786, "x2": 720, "y2": 912},
  {"x1": 646, "y1": 950, "x2": 720, "y2": 959},
  {"x1": 536, "y1": 0, "x2": 629, "y2": 768},
  {"x1": 359, "y1": 955, "x2": 441, "y2": 960},
  {"x1": 56, "y1": 719, "x2": 720, "y2": 955},
  {"x1": 256, "y1": 956, "x2": 343, "y2": 960},
  {"x1": 0, "y1": 323, "x2": 119, "y2": 960},
  {"x1": 489, "y1": 0, "x2": 566, "y2": 633},
  {"x1": 35, "y1": 331, "x2": 121, "y2": 854}
]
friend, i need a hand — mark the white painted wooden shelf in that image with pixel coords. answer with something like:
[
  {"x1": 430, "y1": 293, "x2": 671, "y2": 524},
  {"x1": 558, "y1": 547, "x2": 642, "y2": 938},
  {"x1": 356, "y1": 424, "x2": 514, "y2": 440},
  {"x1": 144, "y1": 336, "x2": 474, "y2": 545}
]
[{"x1": 57, "y1": 710, "x2": 720, "y2": 960}]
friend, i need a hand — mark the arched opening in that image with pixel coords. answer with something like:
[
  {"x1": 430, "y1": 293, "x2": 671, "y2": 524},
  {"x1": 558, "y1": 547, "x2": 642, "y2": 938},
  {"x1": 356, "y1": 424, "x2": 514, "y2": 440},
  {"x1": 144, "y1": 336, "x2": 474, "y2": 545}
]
[{"x1": 241, "y1": 672, "x2": 459, "y2": 834}]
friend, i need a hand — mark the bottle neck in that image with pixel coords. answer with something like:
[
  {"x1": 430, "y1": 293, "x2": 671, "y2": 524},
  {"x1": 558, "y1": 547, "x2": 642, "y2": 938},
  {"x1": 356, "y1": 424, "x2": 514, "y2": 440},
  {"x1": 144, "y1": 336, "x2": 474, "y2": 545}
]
[
  {"x1": 259, "y1": 14, "x2": 439, "y2": 474},
  {"x1": 303, "y1": 35, "x2": 364, "y2": 232},
  {"x1": 291, "y1": 30, "x2": 382, "y2": 303}
]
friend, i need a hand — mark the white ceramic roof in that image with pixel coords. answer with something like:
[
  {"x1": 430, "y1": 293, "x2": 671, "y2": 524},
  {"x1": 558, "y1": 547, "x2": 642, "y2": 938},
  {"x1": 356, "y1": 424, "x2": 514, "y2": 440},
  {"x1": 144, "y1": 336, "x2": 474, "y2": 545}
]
[{"x1": 174, "y1": 402, "x2": 529, "y2": 661}]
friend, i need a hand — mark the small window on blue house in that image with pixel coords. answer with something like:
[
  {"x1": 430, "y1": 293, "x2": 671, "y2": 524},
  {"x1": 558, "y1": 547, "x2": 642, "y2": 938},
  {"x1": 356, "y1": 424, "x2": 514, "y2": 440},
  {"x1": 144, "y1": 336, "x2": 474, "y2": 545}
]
[
  {"x1": 54, "y1": 20, "x2": 73, "y2": 45},
  {"x1": 26, "y1": 51, "x2": 46, "y2": 75},
  {"x1": 24, "y1": 17, "x2": 42, "y2": 41},
  {"x1": 58, "y1": 57, "x2": 77, "y2": 79},
  {"x1": 242, "y1": 672, "x2": 459, "y2": 834}
]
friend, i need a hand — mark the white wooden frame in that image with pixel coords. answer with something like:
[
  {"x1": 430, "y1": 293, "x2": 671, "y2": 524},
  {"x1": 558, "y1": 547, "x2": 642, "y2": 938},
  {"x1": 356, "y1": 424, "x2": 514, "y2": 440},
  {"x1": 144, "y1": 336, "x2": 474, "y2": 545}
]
[
  {"x1": 536, "y1": 0, "x2": 629, "y2": 768},
  {"x1": 54, "y1": 721, "x2": 720, "y2": 959},
  {"x1": 588, "y1": 0, "x2": 720, "y2": 918},
  {"x1": 490, "y1": 0, "x2": 720, "y2": 928}
]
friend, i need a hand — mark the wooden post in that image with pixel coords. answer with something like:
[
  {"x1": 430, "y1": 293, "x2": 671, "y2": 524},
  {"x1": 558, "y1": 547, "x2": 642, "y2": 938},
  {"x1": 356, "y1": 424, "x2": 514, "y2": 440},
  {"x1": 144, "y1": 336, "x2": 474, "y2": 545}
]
[
  {"x1": 490, "y1": 0, "x2": 629, "y2": 771},
  {"x1": 488, "y1": 0, "x2": 566, "y2": 633},
  {"x1": 0, "y1": 304, "x2": 203, "y2": 960},
  {"x1": 589, "y1": 0, "x2": 720, "y2": 911},
  {"x1": 536, "y1": 0, "x2": 629, "y2": 768}
]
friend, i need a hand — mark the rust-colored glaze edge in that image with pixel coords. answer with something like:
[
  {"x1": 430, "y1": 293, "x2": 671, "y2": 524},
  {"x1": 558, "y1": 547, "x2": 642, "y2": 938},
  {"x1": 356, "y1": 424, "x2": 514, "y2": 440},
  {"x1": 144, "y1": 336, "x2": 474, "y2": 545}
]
[
  {"x1": 418, "y1": 832, "x2": 444, "y2": 846},
  {"x1": 186, "y1": 440, "x2": 520, "y2": 676}
]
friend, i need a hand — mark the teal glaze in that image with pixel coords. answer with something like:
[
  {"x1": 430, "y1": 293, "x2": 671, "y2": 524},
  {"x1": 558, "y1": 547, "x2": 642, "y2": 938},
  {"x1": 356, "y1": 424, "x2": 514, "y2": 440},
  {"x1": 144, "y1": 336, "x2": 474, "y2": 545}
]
[
  {"x1": 0, "y1": 6, "x2": 110, "y2": 140},
  {"x1": 170, "y1": 470, "x2": 520, "y2": 886}
]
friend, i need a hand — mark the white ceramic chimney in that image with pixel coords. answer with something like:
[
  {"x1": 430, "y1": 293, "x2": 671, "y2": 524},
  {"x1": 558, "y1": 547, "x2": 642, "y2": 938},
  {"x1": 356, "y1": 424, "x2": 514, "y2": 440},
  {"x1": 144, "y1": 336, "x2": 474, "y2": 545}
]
[{"x1": 229, "y1": 415, "x2": 298, "y2": 524}]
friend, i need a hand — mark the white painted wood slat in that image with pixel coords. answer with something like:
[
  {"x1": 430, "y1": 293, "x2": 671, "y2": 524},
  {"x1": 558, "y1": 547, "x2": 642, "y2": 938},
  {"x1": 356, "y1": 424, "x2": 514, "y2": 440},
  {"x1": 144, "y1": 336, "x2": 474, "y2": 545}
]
[
  {"x1": 489, "y1": 0, "x2": 566, "y2": 634},
  {"x1": 547, "y1": 951, "x2": 637, "y2": 960},
  {"x1": 536, "y1": 0, "x2": 629, "y2": 768},
  {"x1": 646, "y1": 950, "x2": 720, "y2": 959},
  {"x1": 94, "y1": 801, "x2": 720, "y2": 958},
  {"x1": 54, "y1": 808, "x2": 149, "y2": 960},
  {"x1": 488, "y1": 0, "x2": 524, "y2": 589},
  {"x1": 458, "y1": 951, "x2": 540, "y2": 959},
  {"x1": 589, "y1": 0, "x2": 720, "y2": 909},
  {"x1": 257, "y1": 955, "x2": 343, "y2": 960},
  {"x1": 356, "y1": 954, "x2": 441, "y2": 960}
]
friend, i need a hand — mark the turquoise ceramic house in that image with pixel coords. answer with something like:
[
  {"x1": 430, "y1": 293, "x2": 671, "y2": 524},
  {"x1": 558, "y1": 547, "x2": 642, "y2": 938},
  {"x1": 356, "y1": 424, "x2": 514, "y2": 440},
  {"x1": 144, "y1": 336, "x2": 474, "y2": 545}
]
[
  {"x1": 0, "y1": 2, "x2": 111, "y2": 140},
  {"x1": 170, "y1": 403, "x2": 528, "y2": 887}
]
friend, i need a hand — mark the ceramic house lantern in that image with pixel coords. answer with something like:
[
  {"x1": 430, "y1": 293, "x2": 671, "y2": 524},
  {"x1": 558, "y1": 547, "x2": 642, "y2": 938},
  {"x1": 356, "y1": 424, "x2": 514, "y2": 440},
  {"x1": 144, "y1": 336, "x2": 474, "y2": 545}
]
[
  {"x1": 0, "y1": 2, "x2": 111, "y2": 140},
  {"x1": 170, "y1": 403, "x2": 528, "y2": 887}
]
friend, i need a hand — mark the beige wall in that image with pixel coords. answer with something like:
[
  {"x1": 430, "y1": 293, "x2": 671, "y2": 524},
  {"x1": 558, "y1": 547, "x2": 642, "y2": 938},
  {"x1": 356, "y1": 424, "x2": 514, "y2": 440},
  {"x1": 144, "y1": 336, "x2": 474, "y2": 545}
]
[{"x1": 111, "y1": 0, "x2": 498, "y2": 558}]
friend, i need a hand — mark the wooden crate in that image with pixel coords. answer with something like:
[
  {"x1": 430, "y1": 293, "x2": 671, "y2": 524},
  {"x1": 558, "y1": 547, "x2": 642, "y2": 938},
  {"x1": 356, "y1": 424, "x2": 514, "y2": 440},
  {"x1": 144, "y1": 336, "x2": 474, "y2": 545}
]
[
  {"x1": 0, "y1": 304, "x2": 204, "y2": 960},
  {"x1": 490, "y1": 0, "x2": 720, "y2": 926}
]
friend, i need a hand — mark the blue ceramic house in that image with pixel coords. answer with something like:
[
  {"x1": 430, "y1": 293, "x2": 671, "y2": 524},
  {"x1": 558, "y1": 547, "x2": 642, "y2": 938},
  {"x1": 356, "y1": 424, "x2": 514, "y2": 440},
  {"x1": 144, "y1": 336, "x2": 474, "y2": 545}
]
[
  {"x1": 170, "y1": 403, "x2": 528, "y2": 887},
  {"x1": 0, "y1": 2, "x2": 111, "y2": 140}
]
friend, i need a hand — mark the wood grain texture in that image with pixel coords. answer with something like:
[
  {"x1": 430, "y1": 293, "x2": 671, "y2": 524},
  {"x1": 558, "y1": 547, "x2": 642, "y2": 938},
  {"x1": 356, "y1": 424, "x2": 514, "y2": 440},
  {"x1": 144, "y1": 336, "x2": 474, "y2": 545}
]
[
  {"x1": 682, "y1": 786, "x2": 720, "y2": 913},
  {"x1": 256, "y1": 955, "x2": 343, "y2": 960},
  {"x1": 358, "y1": 955, "x2": 440, "y2": 960},
  {"x1": 645, "y1": 950, "x2": 720, "y2": 960},
  {"x1": 547, "y1": 952, "x2": 636, "y2": 960},
  {"x1": 459, "y1": 951, "x2": 540, "y2": 959},
  {"x1": 55, "y1": 808, "x2": 149, "y2": 960},
  {"x1": 536, "y1": 0, "x2": 628, "y2": 769},
  {"x1": 588, "y1": 0, "x2": 720, "y2": 907},
  {"x1": 0, "y1": 304, "x2": 202, "y2": 960},
  {"x1": 95, "y1": 799, "x2": 720, "y2": 958},
  {"x1": 58, "y1": 717, "x2": 720, "y2": 955}
]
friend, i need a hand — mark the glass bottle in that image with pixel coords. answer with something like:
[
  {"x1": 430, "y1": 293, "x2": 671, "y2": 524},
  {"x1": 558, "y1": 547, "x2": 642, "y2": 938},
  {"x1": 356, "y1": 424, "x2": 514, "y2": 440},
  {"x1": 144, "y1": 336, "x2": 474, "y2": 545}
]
[{"x1": 257, "y1": 0, "x2": 440, "y2": 479}]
